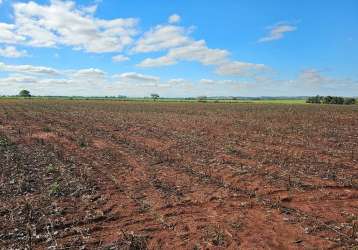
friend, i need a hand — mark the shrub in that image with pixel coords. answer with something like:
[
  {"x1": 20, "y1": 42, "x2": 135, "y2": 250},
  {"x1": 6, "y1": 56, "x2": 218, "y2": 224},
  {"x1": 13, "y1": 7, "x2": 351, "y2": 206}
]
[
  {"x1": 0, "y1": 137, "x2": 10, "y2": 148},
  {"x1": 344, "y1": 98, "x2": 356, "y2": 105},
  {"x1": 307, "y1": 95, "x2": 356, "y2": 105},
  {"x1": 43, "y1": 126, "x2": 51, "y2": 132},
  {"x1": 49, "y1": 182, "x2": 61, "y2": 196},
  {"x1": 212, "y1": 231, "x2": 225, "y2": 246},
  {"x1": 47, "y1": 164, "x2": 56, "y2": 173},
  {"x1": 122, "y1": 231, "x2": 148, "y2": 250},
  {"x1": 78, "y1": 137, "x2": 87, "y2": 148},
  {"x1": 306, "y1": 95, "x2": 321, "y2": 104}
]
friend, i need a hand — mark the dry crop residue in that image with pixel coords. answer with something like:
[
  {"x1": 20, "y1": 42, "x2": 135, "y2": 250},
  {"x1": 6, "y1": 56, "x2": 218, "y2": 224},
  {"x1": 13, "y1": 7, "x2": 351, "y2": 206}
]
[{"x1": 0, "y1": 99, "x2": 357, "y2": 249}]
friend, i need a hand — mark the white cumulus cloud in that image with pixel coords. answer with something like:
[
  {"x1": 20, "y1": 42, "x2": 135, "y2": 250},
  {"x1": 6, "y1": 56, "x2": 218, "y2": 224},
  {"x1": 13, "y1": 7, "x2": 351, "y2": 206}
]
[
  {"x1": 116, "y1": 72, "x2": 160, "y2": 83},
  {"x1": 215, "y1": 61, "x2": 268, "y2": 76},
  {"x1": 132, "y1": 25, "x2": 191, "y2": 53},
  {"x1": 199, "y1": 79, "x2": 216, "y2": 85},
  {"x1": 137, "y1": 56, "x2": 176, "y2": 68},
  {"x1": 0, "y1": 0, "x2": 138, "y2": 53},
  {"x1": 0, "y1": 46, "x2": 28, "y2": 58},
  {"x1": 137, "y1": 39, "x2": 266, "y2": 76},
  {"x1": 0, "y1": 62, "x2": 60, "y2": 76},
  {"x1": 135, "y1": 20, "x2": 267, "y2": 76},
  {"x1": 138, "y1": 40, "x2": 229, "y2": 67},
  {"x1": 112, "y1": 54, "x2": 130, "y2": 62},
  {"x1": 168, "y1": 14, "x2": 181, "y2": 24},
  {"x1": 168, "y1": 78, "x2": 186, "y2": 85},
  {"x1": 0, "y1": 23, "x2": 26, "y2": 44},
  {"x1": 72, "y1": 68, "x2": 106, "y2": 79},
  {"x1": 258, "y1": 22, "x2": 296, "y2": 43}
]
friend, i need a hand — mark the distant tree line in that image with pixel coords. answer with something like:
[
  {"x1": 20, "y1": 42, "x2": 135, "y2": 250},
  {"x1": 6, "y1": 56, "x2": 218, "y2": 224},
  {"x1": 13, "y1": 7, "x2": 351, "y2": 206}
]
[
  {"x1": 306, "y1": 95, "x2": 356, "y2": 105},
  {"x1": 197, "y1": 96, "x2": 207, "y2": 102}
]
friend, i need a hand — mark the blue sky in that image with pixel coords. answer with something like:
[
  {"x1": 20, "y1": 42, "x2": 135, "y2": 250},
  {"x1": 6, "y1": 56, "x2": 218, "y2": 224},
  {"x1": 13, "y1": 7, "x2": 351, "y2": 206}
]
[{"x1": 0, "y1": 0, "x2": 357, "y2": 97}]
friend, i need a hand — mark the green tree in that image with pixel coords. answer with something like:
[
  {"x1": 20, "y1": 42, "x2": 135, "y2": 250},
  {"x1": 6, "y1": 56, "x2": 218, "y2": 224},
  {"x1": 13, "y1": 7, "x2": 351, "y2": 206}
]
[
  {"x1": 150, "y1": 93, "x2": 159, "y2": 101},
  {"x1": 306, "y1": 95, "x2": 321, "y2": 104},
  {"x1": 19, "y1": 89, "x2": 31, "y2": 97},
  {"x1": 344, "y1": 98, "x2": 356, "y2": 105},
  {"x1": 308, "y1": 95, "x2": 356, "y2": 105},
  {"x1": 323, "y1": 96, "x2": 333, "y2": 104}
]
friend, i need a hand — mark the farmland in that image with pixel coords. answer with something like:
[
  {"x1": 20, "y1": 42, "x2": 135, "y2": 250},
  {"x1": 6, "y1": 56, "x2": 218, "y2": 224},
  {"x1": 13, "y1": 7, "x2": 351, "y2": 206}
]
[{"x1": 0, "y1": 99, "x2": 357, "y2": 249}]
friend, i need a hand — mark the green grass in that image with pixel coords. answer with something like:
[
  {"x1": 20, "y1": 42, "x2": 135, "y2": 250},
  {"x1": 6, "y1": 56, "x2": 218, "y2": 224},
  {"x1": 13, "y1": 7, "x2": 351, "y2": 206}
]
[
  {"x1": 0, "y1": 96, "x2": 308, "y2": 104},
  {"x1": 2, "y1": 96, "x2": 356, "y2": 105},
  {"x1": 234, "y1": 99, "x2": 307, "y2": 104}
]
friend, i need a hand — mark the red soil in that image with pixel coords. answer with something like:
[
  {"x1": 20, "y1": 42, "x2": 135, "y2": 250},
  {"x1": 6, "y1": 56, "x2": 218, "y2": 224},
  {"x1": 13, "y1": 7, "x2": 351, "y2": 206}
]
[{"x1": 0, "y1": 99, "x2": 357, "y2": 249}]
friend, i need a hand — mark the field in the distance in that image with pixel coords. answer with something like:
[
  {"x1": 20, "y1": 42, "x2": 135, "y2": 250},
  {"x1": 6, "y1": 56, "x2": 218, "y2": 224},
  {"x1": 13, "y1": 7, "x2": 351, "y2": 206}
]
[
  {"x1": 0, "y1": 99, "x2": 357, "y2": 249},
  {"x1": 0, "y1": 96, "x2": 308, "y2": 104}
]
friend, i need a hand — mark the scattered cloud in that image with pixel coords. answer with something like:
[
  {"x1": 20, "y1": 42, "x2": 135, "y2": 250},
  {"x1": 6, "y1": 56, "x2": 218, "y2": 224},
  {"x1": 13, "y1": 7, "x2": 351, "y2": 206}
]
[
  {"x1": 258, "y1": 22, "x2": 296, "y2": 43},
  {"x1": 132, "y1": 25, "x2": 192, "y2": 53},
  {"x1": 0, "y1": 0, "x2": 138, "y2": 53},
  {"x1": 138, "y1": 39, "x2": 266, "y2": 77},
  {"x1": 297, "y1": 69, "x2": 325, "y2": 86},
  {"x1": 168, "y1": 14, "x2": 181, "y2": 24},
  {"x1": 80, "y1": 3, "x2": 99, "y2": 15},
  {"x1": 137, "y1": 56, "x2": 176, "y2": 67},
  {"x1": 168, "y1": 78, "x2": 186, "y2": 85},
  {"x1": 134, "y1": 19, "x2": 267, "y2": 77},
  {"x1": 72, "y1": 68, "x2": 106, "y2": 79},
  {"x1": 199, "y1": 79, "x2": 215, "y2": 85},
  {"x1": 0, "y1": 75, "x2": 39, "y2": 85},
  {"x1": 215, "y1": 61, "x2": 268, "y2": 76},
  {"x1": 116, "y1": 72, "x2": 160, "y2": 83},
  {"x1": 112, "y1": 54, "x2": 130, "y2": 63},
  {"x1": 0, "y1": 62, "x2": 60, "y2": 76},
  {"x1": 0, "y1": 61, "x2": 240, "y2": 96},
  {"x1": 0, "y1": 23, "x2": 26, "y2": 44},
  {"x1": 253, "y1": 68, "x2": 358, "y2": 96},
  {"x1": 0, "y1": 46, "x2": 28, "y2": 58},
  {"x1": 0, "y1": 62, "x2": 357, "y2": 97},
  {"x1": 0, "y1": 2, "x2": 269, "y2": 79},
  {"x1": 0, "y1": 2, "x2": 355, "y2": 97},
  {"x1": 294, "y1": 68, "x2": 357, "y2": 91},
  {"x1": 166, "y1": 40, "x2": 229, "y2": 65},
  {"x1": 199, "y1": 79, "x2": 246, "y2": 86},
  {"x1": 138, "y1": 40, "x2": 229, "y2": 67}
]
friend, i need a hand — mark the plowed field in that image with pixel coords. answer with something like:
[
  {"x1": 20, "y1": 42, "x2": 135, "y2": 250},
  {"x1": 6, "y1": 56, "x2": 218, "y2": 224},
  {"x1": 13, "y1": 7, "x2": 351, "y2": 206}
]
[{"x1": 0, "y1": 99, "x2": 357, "y2": 249}]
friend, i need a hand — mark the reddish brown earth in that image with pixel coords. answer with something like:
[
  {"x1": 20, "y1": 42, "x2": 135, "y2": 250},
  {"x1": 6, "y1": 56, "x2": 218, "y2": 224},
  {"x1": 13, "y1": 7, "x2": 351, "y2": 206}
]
[{"x1": 0, "y1": 99, "x2": 357, "y2": 249}]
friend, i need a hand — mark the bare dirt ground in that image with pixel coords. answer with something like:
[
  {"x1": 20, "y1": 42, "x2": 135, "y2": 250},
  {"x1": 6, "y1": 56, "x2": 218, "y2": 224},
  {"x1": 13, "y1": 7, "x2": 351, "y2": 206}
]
[{"x1": 0, "y1": 99, "x2": 357, "y2": 249}]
